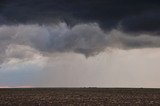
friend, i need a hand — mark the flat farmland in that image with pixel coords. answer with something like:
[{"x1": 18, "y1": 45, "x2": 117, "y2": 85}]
[{"x1": 0, "y1": 88, "x2": 160, "y2": 106}]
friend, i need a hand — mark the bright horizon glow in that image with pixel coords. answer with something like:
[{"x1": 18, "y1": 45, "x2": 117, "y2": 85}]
[
  {"x1": 0, "y1": 86, "x2": 33, "y2": 88},
  {"x1": 1, "y1": 48, "x2": 160, "y2": 88}
]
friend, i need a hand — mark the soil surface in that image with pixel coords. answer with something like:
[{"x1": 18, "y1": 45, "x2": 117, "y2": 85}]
[{"x1": 0, "y1": 88, "x2": 160, "y2": 106}]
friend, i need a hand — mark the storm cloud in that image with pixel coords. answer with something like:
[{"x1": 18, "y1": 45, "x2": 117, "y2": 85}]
[
  {"x1": 0, "y1": 23, "x2": 160, "y2": 64},
  {"x1": 0, "y1": 0, "x2": 160, "y2": 67},
  {"x1": 1, "y1": 0, "x2": 160, "y2": 87},
  {"x1": 0, "y1": 0, "x2": 159, "y2": 32}
]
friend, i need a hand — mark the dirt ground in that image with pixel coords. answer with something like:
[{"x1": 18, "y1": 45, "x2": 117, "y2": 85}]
[{"x1": 0, "y1": 88, "x2": 160, "y2": 106}]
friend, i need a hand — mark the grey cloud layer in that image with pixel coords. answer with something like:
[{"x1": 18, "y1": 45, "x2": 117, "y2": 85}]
[
  {"x1": 0, "y1": 23, "x2": 108, "y2": 60},
  {"x1": 1, "y1": 23, "x2": 160, "y2": 64}
]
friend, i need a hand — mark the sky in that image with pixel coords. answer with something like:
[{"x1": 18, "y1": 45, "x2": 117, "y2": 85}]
[{"x1": 0, "y1": 0, "x2": 160, "y2": 88}]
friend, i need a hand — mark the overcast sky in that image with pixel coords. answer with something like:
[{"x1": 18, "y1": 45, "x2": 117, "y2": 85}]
[{"x1": 0, "y1": 0, "x2": 160, "y2": 88}]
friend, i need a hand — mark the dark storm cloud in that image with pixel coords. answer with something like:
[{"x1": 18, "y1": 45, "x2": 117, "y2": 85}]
[
  {"x1": 0, "y1": 0, "x2": 160, "y2": 62},
  {"x1": 0, "y1": 0, "x2": 160, "y2": 33},
  {"x1": 120, "y1": 10, "x2": 160, "y2": 34}
]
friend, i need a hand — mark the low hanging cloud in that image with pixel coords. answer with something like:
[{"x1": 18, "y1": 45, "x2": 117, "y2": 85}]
[
  {"x1": 0, "y1": 23, "x2": 108, "y2": 59},
  {"x1": 0, "y1": 23, "x2": 160, "y2": 65},
  {"x1": 0, "y1": 0, "x2": 160, "y2": 65}
]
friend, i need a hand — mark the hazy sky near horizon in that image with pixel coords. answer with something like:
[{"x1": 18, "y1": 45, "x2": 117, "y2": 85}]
[{"x1": 0, "y1": 0, "x2": 160, "y2": 87}]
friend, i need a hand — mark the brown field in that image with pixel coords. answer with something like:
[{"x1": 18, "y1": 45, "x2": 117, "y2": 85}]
[{"x1": 0, "y1": 88, "x2": 160, "y2": 106}]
